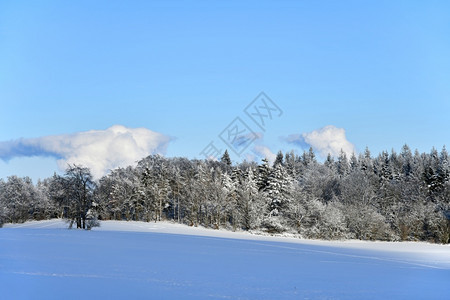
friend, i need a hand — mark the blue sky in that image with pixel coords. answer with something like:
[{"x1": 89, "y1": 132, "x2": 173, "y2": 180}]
[{"x1": 1, "y1": 0, "x2": 449, "y2": 181}]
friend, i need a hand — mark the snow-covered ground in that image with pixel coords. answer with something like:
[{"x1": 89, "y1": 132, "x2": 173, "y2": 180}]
[{"x1": 1, "y1": 220, "x2": 450, "y2": 299}]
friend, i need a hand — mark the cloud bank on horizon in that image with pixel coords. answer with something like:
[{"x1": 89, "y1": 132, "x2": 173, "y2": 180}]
[
  {"x1": 286, "y1": 125, "x2": 356, "y2": 158},
  {"x1": 0, "y1": 125, "x2": 171, "y2": 178},
  {"x1": 0, "y1": 124, "x2": 355, "y2": 178}
]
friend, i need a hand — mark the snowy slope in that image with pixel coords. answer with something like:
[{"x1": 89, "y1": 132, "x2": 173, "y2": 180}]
[{"x1": 1, "y1": 220, "x2": 450, "y2": 299}]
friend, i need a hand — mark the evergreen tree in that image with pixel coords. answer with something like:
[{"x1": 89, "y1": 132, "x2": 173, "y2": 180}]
[
  {"x1": 423, "y1": 147, "x2": 441, "y2": 194},
  {"x1": 438, "y1": 146, "x2": 449, "y2": 187},
  {"x1": 273, "y1": 151, "x2": 284, "y2": 167},
  {"x1": 324, "y1": 153, "x2": 335, "y2": 171},
  {"x1": 284, "y1": 150, "x2": 297, "y2": 176},
  {"x1": 400, "y1": 144, "x2": 413, "y2": 178},
  {"x1": 349, "y1": 153, "x2": 359, "y2": 173},
  {"x1": 389, "y1": 149, "x2": 401, "y2": 181},
  {"x1": 265, "y1": 164, "x2": 291, "y2": 217},
  {"x1": 302, "y1": 147, "x2": 317, "y2": 167},
  {"x1": 336, "y1": 150, "x2": 349, "y2": 177},
  {"x1": 220, "y1": 150, "x2": 232, "y2": 168},
  {"x1": 376, "y1": 151, "x2": 392, "y2": 183},
  {"x1": 360, "y1": 147, "x2": 373, "y2": 173},
  {"x1": 257, "y1": 158, "x2": 271, "y2": 192}
]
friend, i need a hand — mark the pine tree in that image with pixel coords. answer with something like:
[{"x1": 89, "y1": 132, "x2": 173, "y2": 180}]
[
  {"x1": 220, "y1": 150, "x2": 232, "y2": 167},
  {"x1": 336, "y1": 150, "x2": 349, "y2": 177},
  {"x1": 361, "y1": 147, "x2": 373, "y2": 173},
  {"x1": 438, "y1": 146, "x2": 449, "y2": 186},
  {"x1": 324, "y1": 153, "x2": 335, "y2": 171},
  {"x1": 400, "y1": 144, "x2": 413, "y2": 178},
  {"x1": 266, "y1": 164, "x2": 291, "y2": 217},
  {"x1": 273, "y1": 151, "x2": 284, "y2": 167},
  {"x1": 349, "y1": 153, "x2": 359, "y2": 173},
  {"x1": 257, "y1": 158, "x2": 271, "y2": 192},
  {"x1": 262, "y1": 163, "x2": 293, "y2": 233},
  {"x1": 389, "y1": 149, "x2": 402, "y2": 181},
  {"x1": 424, "y1": 147, "x2": 441, "y2": 194},
  {"x1": 284, "y1": 150, "x2": 297, "y2": 176},
  {"x1": 376, "y1": 151, "x2": 392, "y2": 183},
  {"x1": 302, "y1": 147, "x2": 316, "y2": 167}
]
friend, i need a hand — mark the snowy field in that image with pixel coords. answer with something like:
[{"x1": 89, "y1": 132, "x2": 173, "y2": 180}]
[{"x1": 1, "y1": 220, "x2": 450, "y2": 299}]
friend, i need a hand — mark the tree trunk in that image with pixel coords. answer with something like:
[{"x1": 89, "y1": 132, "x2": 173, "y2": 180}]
[
  {"x1": 159, "y1": 196, "x2": 162, "y2": 221},
  {"x1": 173, "y1": 197, "x2": 176, "y2": 221},
  {"x1": 177, "y1": 198, "x2": 180, "y2": 223}
]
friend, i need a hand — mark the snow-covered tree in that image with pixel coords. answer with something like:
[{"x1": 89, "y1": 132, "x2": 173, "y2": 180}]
[
  {"x1": 220, "y1": 150, "x2": 232, "y2": 169},
  {"x1": 237, "y1": 168, "x2": 262, "y2": 230},
  {"x1": 273, "y1": 151, "x2": 284, "y2": 167},
  {"x1": 2, "y1": 145, "x2": 450, "y2": 243},
  {"x1": 336, "y1": 150, "x2": 349, "y2": 177},
  {"x1": 0, "y1": 176, "x2": 36, "y2": 223},
  {"x1": 257, "y1": 158, "x2": 270, "y2": 192},
  {"x1": 50, "y1": 165, "x2": 97, "y2": 229},
  {"x1": 262, "y1": 164, "x2": 293, "y2": 233}
]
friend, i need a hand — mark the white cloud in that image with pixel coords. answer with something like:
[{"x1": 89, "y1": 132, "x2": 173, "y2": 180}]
[
  {"x1": 252, "y1": 145, "x2": 277, "y2": 164},
  {"x1": 286, "y1": 125, "x2": 356, "y2": 158},
  {"x1": 0, "y1": 125, "x2": 172, "y2": 178}
]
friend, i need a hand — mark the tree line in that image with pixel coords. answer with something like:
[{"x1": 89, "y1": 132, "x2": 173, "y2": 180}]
[{"x1": 1, "y1": 145, "x2": 449, "y2": 243}]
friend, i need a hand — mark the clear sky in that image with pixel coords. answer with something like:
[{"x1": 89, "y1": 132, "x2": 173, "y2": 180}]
[{"x1": 1, "y1": 0, "x2": 449, "y2": 181}]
